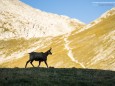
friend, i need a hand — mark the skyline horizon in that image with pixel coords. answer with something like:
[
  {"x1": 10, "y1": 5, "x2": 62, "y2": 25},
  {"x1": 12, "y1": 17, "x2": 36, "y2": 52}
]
[{"x1": 20, "y1": 0, "x2": 115, "y2": 24}]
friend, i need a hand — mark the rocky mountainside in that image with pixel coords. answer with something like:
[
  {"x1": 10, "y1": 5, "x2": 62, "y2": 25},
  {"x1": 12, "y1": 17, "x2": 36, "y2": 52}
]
[
  {"x1": 0, "y1": 0, "x2": 84, "y2": 63},
  {"x1": 0, "y1": 0, "x2": 85, "y2": 40},
  {"x1": 0, "y1": 0, "x2": 115, "y2": 71}
]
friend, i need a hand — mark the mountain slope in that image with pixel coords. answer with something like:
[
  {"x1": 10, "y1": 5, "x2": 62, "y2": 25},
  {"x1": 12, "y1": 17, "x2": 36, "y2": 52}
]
[
  {"x1": 0, "y1": 0, "x2": 85, "y2": 40},
  {"x1": 0, "y1": 0, "x2": 115, "y2": 71},
  {"x1": 1, "y1": 8, "x2": 115, "y2": 71},
  {"x1": 68, "y1": 8, "x2": 115, "y2": 70},
  {"x1": 0, "y1": 0, "x2": 85, "y2": 63}
]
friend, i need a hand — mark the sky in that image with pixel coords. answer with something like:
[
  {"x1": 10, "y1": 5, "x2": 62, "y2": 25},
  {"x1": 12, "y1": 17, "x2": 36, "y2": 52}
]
[{"x1": 20, "y1": 0, "x2": 115, "y2": 24}]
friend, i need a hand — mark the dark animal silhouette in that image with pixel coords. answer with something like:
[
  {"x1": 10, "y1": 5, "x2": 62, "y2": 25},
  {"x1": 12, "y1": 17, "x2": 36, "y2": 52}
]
[{"x1": 25, "y1": 48, "x2": 52, "y2": 68}]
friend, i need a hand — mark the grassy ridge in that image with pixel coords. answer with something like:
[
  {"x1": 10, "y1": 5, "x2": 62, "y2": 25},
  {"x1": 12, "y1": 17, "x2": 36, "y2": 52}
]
[{"x1": 0, "y1": 68, "x2": 115, "y2": 86}]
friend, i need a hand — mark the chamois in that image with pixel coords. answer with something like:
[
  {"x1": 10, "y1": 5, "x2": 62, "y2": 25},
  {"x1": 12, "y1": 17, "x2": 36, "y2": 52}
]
[{"x1": 25, "y1": 48, "x2": 52, "y2": 68}]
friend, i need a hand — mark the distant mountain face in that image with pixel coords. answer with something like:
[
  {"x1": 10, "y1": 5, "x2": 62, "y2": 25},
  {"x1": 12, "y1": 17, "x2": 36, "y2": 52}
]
[
  {"x1": 0, "y1": 0, "x2": 85, "y2": 40},
  {"x1": 0, "y1": 0, "x2": 115, "y2": 71}
]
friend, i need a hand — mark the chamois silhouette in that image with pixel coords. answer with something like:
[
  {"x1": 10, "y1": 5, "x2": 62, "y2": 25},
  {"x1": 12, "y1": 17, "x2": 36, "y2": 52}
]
[{"x1": 25, "y1": 48, "x2": 52, "y2": 68}]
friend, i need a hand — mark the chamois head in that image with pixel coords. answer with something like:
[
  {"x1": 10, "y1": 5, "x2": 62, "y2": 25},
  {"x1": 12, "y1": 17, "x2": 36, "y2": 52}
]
[{"x1": 47, "y1": 48, "x2": 52, "y2": 55}]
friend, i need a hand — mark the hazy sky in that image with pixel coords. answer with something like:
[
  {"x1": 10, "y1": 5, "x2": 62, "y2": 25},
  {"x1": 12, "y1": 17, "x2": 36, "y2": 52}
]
[{"x1": 20, "y1": 0, "x2": 115, "y2": 24}]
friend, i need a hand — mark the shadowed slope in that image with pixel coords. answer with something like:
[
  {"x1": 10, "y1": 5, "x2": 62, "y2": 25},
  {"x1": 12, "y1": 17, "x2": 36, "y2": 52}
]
[{"x1": 0, "y1": 68, "x2": 115, "y2": 86}]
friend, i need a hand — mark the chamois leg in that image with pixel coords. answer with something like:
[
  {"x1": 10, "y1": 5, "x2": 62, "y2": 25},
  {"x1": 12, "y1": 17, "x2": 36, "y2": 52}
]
[
  {"x1": 38, "y1": 61, "x2": 41, "y2": 67},
  {"x1": 30, "y1": 60, "x2": 35, "y2": 67},
  {"x1": 44, "y1": 61, "x2": 48, "y2": 68},
  {"x1": 25, "y1": 60, "x2": 30, "y2": 68}
]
